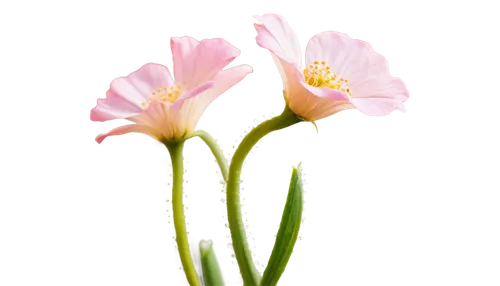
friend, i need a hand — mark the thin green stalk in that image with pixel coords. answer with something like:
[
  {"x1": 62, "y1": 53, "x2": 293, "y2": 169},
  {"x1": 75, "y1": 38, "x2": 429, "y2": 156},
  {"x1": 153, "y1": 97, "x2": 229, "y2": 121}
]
[
  {"x1": 226, "y1": 106, "x2": 302, "y2": 286},
  {"x1": 190, "y1": 130, "x2": 228, "y2": 181},
  {"x1": 199, "y1": 240, "x2": 225, "y2": 286},
  {"x1": 165, "y1": 141, "x2": 201, "y2": 286},
  {"x1": 191, "y1": 128, "x2": 229, "y2": 286}
]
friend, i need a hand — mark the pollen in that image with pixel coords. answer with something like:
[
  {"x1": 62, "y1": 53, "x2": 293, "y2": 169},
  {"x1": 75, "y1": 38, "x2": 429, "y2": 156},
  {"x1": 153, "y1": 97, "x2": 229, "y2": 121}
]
[
  {"x1": 141, "y1": 85, "x2": 183, "y2": 109},
  {"x1": 303, "y1": 60, "x2": 353, "y2": 96}
]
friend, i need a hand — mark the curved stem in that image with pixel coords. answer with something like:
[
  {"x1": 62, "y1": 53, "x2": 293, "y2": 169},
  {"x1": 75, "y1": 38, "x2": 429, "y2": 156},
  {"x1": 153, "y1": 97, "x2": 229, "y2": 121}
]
[
  {"x1": 190, "y1": 130, "x2": 229, "y2": 181},
  {"x1": 165, "y1": 141, "x2": 201, "y2": 286},
  {"x1": 226, "y1": 106, "x2": 302, "y2": 286}
]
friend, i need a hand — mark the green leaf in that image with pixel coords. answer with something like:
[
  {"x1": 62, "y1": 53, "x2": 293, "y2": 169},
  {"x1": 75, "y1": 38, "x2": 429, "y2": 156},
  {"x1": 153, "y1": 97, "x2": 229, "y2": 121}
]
[
  {"x1": 261, "y1": 165, "x2": 304, "y2": 286},
  {"x1": 199, "y1": 240, "x2": 225, "y2": 286}
]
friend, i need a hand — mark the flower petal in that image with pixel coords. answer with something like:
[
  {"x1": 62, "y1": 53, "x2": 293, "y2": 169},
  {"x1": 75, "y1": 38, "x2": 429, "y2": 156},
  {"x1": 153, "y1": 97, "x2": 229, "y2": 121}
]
[
  {"x1": 207, "y1": 64, "x2": 253, "y2": 101},
  {"x1": 171, "y1": 37, "x2": 241, "y2": 89},
  {"x1": 305, "y1": 32, "x2": 409, "y2": 116},
  {"x1": 90, "y1": 95, "x2": 142, "y2": 122},
  {"x1": 349, "y1": 97, "x2": 406, "y2": 116},
  {"x1": 307, "y1": 101, "x2": 354, "y2": 121},
  {"x1": 305, "y1": 31, "x2": 389, "y2": 82},
  {"x1": 272, "y1": 56, "x2": 352, "y2": 121},
  {"x1": 349, "y1": 77, "x2": 409, "y2": 116},
  {"x1": 299, "y1": 82, "x2": 348, "y2": 101},
  {"x1": 168, "y1": 34, "x2": 200, "y2": 85},
  {"x1": 129, "y1": 101, "x2": 184, "y2": 140},
  {"x1": 188, "y1": 37, "x2": 241, "y2": 86},
  {"x1": 270, "y1": 55, "x2": 305, "y2": 101},
  {"x1": 95, "y1": 124, "x2": 159, "y2": 144},
  {"x1": 175, "y1": 64, "x2": 253, "y2": 134},
  {"x1": 90, "y1": 63, "x2": 174, "y2": 122},
  {"x1": 254, "y1": 13, "x2": 302, "y2": 68},
  {"x1": 172, "y1": 81, "x2": 216, "y2": 112}
]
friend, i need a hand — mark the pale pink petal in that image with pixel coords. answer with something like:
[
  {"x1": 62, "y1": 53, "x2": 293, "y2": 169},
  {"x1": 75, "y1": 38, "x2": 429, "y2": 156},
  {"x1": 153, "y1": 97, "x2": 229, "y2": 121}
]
[
  {"x1": 90, "y1": 94, "x2": 143, "y2": 122},
  {"x1": 176, "y1": 64, "x2": 255, "y2": 125},
  {"x1": 305, "y1": 31, "x2": 350, "y2": 71},
  {"x1": 254, "y1": 13, "x2": 302, "y2": 68},
  {"x1": 147, "y1": 101, "x2": 183, "y2": 139},
  {"x1": 300, "y1": 81, "x2": 348, "y2": 101},
  {"x1": 95, "y1": 124, "x2": 159, "y2": 144},
  {"x1": 305, "y1": 31, "x2": 409, "y2": 115},
  {"x1": 305, "y1": 31, "x2": 389, "y2": 82},
  {"x1": 271, "y1": 55, "x2": 305, "y2": 101},
  {"x1": 269, "y1": 56, "x2": 347, "y2": 121},
  {"x1": 186, "y1": 37, "x2": 241, "y2": 87},
  {"x1": 349, "y1": 77, "x2": 409, "y2": 115},
  {"x1": 310, "y1": 100, "x2": 354, "y2": 121},
  {"x1": 200, "y1": 64, "x2": 255, "y2": 107},
  {"x1": 172, "y1": 81, "x2": 216, "y2": 111},
  {"x1": 171, "y1": 37, "x2": 241, "y2": 89},
  {"x1": 176, "y1": 64, "x2": 253, "y2": 134},
  {"x1": 288, "y1": 86, "x2": 354, "y2": 121},
  {"x1": 351, "y1": 77, "x2": 409, "y2": 101},
  {"x1": 90, "y1": 63, "x2": 174, "y2": 122},
  {"x1": 349, "y1": 97, "x2": 406, "y2": 116},
  {"x1": 130, "y1": 101, "x2": 182, "y2": 140},
  {"x1": 168, "y1": 35, "x2": 200, "y2": 85},
  {"x1": 125, "y1": 61, "x2": 174, "y2": 94},
  {"x1": 272, "y1": 49, "x2": 348, "y2": 103}
]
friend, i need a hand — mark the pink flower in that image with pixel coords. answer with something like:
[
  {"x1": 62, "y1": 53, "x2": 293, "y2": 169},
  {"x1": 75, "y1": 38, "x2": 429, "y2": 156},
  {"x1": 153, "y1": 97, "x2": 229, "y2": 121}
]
[
  {"x1": 254, "y1": 14, "x2": 409, "y2": 121},
  {"x1": 91, "y1": 37, "x2": 252, "y2": 143}
]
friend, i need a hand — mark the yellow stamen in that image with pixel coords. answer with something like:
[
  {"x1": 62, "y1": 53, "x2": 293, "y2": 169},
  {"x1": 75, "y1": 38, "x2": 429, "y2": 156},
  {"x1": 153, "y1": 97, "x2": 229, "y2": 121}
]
[
  {"x1": 303, "y1": 60, "x2": 353, "y2": 96},
  {"x1": 141, "y1": 84, "x2": 183, "y2": 109}
]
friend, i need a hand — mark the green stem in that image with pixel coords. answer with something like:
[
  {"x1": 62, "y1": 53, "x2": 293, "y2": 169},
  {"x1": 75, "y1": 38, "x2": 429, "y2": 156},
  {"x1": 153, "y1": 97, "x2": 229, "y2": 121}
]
[
  {"x1": 165, "y1": 141, "x2": 201, "y2": 286},
  {"x1": 226, "y1": 106, "x2": 302, "y2": 286},
  {"x1": 190, "y1": 130, "x2": 228, "y2": 181}
]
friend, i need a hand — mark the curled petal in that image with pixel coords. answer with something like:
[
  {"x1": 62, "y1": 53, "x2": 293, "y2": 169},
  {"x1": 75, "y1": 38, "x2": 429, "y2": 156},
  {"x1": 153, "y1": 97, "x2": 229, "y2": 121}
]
[
  {"x1": 200, "y1": 64, "x2": 255, "y2": 108},
  {"x1": 90, "y1": 95, "x2": 143, "y2": 122},
  {"x1": 172, "y1": 81, "x2": 215, "y2": 110},
  {"x1": 95, "y1": 124, "x2": 159, "y2": 144},
  {"x1": 176, "y1": 64, "x2": 253, "y2": 134},
  {"x1": 90, "y1": 63, "x2": 174, "y2": 122},
  {"x1": 190, "y1": 37, "x2": 241, "y2": 86},
  {"x1": 171, "y1": 36, "x2": 199, "y2": 85},
  {"x1": 173, "y1": 81, "x2": 216, "y2": 111},
  {"x1": 270, "y1": 55, "x2": 305, "y2": 101},
  {"x1": 254, "y1": 14, "x2": 302, "y2": 68},
  {"x1": 171, "y1": 37, "x2": 241, "y2": 89}
]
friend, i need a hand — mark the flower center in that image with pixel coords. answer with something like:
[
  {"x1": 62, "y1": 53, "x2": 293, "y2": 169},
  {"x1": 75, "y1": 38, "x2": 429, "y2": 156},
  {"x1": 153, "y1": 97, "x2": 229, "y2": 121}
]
[
  {"x1": 141, "y1": 85, "x2": 183, "y2": 109},
  {"x1": 303, "y1": 61, "x2": 352, "y2": 96}
]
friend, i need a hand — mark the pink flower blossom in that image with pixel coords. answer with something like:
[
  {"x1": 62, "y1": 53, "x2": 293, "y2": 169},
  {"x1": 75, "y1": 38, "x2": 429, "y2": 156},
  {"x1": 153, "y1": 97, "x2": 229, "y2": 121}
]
[
  {"x1": 254, "y1": 14, "x2": 409, "y2": 121},
  {"x1": 91, "y1": 37, "x2": 252, "y2": 143}
]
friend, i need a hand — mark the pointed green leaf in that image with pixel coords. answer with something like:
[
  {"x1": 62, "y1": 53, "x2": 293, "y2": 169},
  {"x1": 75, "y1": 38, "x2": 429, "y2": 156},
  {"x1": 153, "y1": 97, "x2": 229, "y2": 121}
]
[
  {"x1": 199, "y1": 240, "x2": 225, "y2": 286},
  {"x1": 261, "y1": 165, "x2": 304, "y2": 286}
]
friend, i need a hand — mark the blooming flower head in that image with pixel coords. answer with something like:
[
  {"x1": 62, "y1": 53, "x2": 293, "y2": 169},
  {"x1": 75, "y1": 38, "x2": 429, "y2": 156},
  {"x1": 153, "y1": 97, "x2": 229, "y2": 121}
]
[
  {"x1": 254, "y1": 14, "x2": 409, "y2": 121},
  {"x1": 91, "y1": 37, "x2": 252, "y2": 143}
]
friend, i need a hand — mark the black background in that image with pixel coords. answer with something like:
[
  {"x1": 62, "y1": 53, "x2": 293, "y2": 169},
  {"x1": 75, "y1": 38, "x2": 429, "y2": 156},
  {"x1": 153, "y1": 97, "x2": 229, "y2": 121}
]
[{"x1": 77, "y1": 2, "x2": 418, "y2": 285}]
